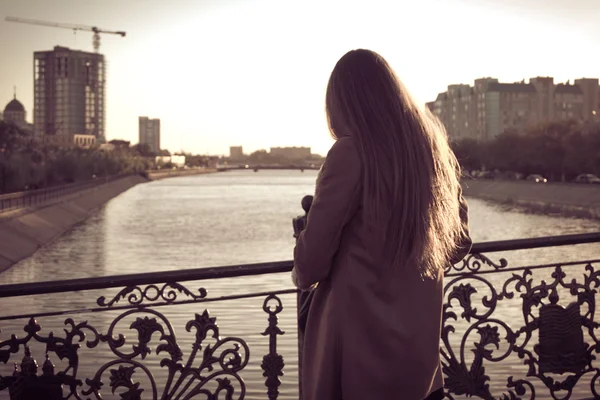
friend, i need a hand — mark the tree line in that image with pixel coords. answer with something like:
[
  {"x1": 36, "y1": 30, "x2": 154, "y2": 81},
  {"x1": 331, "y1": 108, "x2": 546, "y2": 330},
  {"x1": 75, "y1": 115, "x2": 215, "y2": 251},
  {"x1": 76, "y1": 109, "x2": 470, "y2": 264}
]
[
  {"x1": 231, "y1": 150, "x2": 324, "y2": 165},
  {"x1": 451, "y1": 120, "x2": 600, "y2": 182},
  {"x1": 3, "y1": 118, "x2": 599, "y2": 193},
  {"x1": 0, "y1": 121, "x2": 152, "y2": 194}
]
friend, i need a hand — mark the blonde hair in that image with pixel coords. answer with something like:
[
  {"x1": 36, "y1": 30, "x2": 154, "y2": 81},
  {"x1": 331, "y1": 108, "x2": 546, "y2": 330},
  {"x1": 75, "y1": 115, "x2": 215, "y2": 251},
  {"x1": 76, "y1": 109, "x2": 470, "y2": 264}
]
[{"x1": 325, "y1": 49, "x2": 462, "y2": 279}]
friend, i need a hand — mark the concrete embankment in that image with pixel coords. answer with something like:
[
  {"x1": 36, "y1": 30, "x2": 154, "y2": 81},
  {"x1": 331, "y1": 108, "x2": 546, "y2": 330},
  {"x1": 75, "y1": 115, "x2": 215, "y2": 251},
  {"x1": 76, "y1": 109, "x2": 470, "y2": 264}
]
[
  {"x1": 0, "y1": 175, "x2": 149, "y2": 274},
  {"x1": 0, "y1": 169, "x2": 220, "y2": 274},
  {"x1": 462, "y1": 179, "x2": 600, "y2": 219}
]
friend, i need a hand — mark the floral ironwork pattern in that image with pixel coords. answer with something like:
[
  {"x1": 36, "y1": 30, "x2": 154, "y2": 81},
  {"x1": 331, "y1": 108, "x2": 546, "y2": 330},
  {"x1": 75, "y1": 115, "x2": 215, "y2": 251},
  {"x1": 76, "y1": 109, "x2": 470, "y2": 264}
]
[
  {"x1": 0, "y1": 307, "x2": 249, "y2": 399},
  {"x1": 97, "y1": 282, "x2": 208, "y2": 307},
  {"x1": 447, "y1": 252, "x2": 509, "y2": 274},
  {"x1": 261, "y1": 294, "x2": 285, "y2": 400},
  {"x1": 442, "y1": 258, "x2": 600, "y2": 400}
]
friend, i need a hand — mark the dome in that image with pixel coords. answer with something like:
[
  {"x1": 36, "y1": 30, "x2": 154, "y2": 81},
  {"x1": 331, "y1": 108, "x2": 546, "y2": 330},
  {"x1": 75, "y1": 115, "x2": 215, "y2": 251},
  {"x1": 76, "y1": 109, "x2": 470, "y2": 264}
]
[{"x1": 4, "y1": 98, "x2": 25, "y2": 113}]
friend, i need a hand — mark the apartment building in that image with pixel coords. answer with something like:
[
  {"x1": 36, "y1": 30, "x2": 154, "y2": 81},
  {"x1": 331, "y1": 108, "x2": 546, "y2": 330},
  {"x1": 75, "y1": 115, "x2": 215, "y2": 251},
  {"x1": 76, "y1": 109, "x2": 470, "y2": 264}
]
[
  {"x1": 229, "y1": 146, "x2": 244, "y2": 159},
  {"x1": 139, "y1": 117, "x2": 161, "y2": 153},
  {"x1": 429, "y1": 76, "x2": 600, "y2": 141}
]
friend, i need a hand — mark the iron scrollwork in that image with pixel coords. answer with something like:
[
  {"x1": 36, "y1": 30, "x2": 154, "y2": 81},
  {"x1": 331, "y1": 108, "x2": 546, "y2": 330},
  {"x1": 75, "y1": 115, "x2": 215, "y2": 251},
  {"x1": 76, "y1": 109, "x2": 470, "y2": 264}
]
[
  {"x1": 0, "y1": 307, "x2": 249, "y2": 399},
  {"x1": 97, "y1": 282, "x2": 208, "y2": 307},
  {"x1": 442, "y1": 258, "x2": 600, "y2": 400},
  {"x1": 447, "y1": 252, "x2": 509, "y2": 274}
]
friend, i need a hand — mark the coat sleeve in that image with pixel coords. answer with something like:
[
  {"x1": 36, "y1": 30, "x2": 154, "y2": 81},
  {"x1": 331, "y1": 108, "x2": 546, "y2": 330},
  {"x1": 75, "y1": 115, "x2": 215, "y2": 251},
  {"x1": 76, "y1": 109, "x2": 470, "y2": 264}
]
[
  {"x1": 449, "y1": 187, "x2": 472, "y2": 265},
  {"x1": 292, "y1": 137, "x2": 362, "y2": 290}
]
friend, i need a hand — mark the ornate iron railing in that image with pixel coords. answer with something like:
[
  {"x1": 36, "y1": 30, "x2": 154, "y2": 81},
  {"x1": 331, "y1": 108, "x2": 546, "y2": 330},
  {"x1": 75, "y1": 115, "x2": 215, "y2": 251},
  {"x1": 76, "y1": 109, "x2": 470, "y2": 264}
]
[{"x1": 0, "y1": 232, "x2": 599, "y2": 399}]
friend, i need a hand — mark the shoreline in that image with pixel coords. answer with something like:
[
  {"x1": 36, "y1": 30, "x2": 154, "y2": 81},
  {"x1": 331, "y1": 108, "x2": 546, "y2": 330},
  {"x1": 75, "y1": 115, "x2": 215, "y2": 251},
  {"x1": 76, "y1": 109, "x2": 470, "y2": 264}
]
[
  {"x1": 0, "y1": 175, "x2": 149, "y2": 274},
  {"x1": 146, "y1": 167, "x2": 219, "y2": 181},
  {"x1": 462, "y1": 179, "x2": 600, "y2": 220},
  {"x1": 2, "y1": 173, "x2": 598, "y2": 275},
  {"x1": 0, "y1": 169, "x2": 220, "y2": 274}
]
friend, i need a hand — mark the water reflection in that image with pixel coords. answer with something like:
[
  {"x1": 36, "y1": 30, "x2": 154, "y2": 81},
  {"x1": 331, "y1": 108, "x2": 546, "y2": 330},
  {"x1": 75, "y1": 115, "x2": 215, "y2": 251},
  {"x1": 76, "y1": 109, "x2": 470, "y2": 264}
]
[
  {"x1": 0, "y1": 171, "x2": 599, "y2": 399},
  {"x1": 3, "y1": 171, "x2": 600, "y2": 285}
]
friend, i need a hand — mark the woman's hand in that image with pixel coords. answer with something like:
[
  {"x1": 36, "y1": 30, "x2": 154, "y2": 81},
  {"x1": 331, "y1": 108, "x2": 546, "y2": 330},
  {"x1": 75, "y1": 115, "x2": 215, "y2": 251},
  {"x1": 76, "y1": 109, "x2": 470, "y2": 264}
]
[{"x1": 292, "y1": 267, "x2": 319, "y2": 290}]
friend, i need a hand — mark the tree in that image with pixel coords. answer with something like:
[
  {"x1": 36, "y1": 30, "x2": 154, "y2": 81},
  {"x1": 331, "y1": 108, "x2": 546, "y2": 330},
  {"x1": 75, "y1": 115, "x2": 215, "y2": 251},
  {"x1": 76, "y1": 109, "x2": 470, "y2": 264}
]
[
  {"x1": 449, "y1": 121, "x2": 600, "y2": 182},
  {"x1": 248, "y1": 150, "x2": 269, "y2": 163},
  {"x1": 131, "y1": 143, "x2": 155, "y2": 157},
  {"x1": 108, "y1": 139, "x2": 131, "y2": 151},
  {"x1": 451, "y1": 139, "x2": 484, "y2": 172},
  {"x1": 0, "y1": 121, "x2": 29, "y2": 155},
  {"x1": 525, "y1": 120, "x2": 577, "y2": 181},
  {"x1": 579, "y1": 126, "x2": 600, "y2": 176}
]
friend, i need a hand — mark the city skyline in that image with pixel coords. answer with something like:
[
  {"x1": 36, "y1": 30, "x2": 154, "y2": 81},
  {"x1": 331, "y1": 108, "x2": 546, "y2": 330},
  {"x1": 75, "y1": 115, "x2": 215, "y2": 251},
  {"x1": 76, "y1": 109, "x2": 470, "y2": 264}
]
[{"x1": 1, "y1": 0, "x2": 599, "y2": 155}]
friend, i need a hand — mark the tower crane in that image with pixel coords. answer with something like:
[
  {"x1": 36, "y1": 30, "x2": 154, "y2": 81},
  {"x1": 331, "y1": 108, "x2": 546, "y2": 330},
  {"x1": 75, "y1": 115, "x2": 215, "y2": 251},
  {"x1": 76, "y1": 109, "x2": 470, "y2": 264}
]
[{"x1": 5, "y1": 16, "x2": 126, "y2": 52}]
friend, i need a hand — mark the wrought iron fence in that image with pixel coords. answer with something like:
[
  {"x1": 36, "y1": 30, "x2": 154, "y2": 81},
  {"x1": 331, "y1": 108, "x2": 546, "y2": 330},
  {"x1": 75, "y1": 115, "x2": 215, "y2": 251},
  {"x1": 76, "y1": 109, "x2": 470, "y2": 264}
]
[
  {"x1": 0, "y1": 173, "x2": 134, "y2": 214},
  {"x1": 0, "y1": 232, "x2": 599, "y2": 399}
]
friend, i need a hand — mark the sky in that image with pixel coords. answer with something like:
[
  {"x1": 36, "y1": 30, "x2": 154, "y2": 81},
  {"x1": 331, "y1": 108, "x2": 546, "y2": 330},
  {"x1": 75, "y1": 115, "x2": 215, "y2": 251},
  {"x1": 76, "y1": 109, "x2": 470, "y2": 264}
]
[{"x1": 0, "y1": 0, "x2": 599, "y2": 156}]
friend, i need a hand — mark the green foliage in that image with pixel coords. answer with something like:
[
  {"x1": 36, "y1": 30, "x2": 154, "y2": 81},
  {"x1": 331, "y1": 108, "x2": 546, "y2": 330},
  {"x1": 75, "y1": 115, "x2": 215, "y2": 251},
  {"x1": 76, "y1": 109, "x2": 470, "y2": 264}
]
[
  {"x1": 452, "y1": 138, "x2": 483, "y2": 172},
  {"x1": 131, "y1": 143, "x2": 155, "y2": 157},
  {"x1": 452, "y1": 121, "x2": 600, "y2": 181},
  {"x1": 244, "y1": 149, "x2": 302, "y2": 165},
  {"x1": 185, "y1": 154, "x2": 211, "y2": 167},
  {"x1": 0, "y1": 123, "x2": 153, "y2": 194}
]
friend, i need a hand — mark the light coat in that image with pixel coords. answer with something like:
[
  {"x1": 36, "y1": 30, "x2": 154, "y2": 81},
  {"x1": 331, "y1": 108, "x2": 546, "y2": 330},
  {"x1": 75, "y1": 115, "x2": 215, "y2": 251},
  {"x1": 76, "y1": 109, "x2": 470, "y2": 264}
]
[{"x1": 293, "y1": 136, "x2": 471, "y2": 400}]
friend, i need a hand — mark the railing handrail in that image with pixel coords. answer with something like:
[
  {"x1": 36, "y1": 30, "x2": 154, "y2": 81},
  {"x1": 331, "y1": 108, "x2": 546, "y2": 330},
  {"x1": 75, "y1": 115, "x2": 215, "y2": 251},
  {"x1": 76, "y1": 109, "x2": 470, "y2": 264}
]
[
  {"x1": 0, "y1": 232, "x2": 599, "y2": 299},
  {"x1": 469, "y1": 231, "x2": 600, "y2": 253}
]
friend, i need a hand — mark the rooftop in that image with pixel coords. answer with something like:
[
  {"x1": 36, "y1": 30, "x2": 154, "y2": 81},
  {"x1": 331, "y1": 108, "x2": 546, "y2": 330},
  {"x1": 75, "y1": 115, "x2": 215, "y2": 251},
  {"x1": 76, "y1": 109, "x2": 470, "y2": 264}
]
[
  {"x1": 4, "y1": 98, "x2": 25, "y2": 113},
  {"x1": 487, "y1": 82, "x2": 536, "y2": 93},
  {"x1": 555, "y1": 84, "x2": 583, "y2": 95}
]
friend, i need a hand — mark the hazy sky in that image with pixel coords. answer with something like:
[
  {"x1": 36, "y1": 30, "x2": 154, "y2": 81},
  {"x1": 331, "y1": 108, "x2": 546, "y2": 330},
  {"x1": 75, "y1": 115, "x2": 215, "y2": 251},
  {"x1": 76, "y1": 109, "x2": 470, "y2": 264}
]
[{"x1": 1, "y1": 0, "x2": 599, "y2": 155}]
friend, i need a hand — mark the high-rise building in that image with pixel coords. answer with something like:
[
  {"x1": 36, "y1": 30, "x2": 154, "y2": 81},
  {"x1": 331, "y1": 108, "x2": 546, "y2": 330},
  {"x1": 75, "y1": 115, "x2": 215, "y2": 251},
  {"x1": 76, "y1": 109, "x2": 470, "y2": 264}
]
[
  {"x1": 480, "y1": 80, "x2": 536, "y2": 140},
  {"x1": 430, "y1": 76, "x2": 599, "y2": 141},
  {"x1": 34, "y1": 46, "x2": 105, "y2": 146},
  {"x1": 230, "y1": 146, "x2": 244, "y2": 159},
  {"x1": 139, "y1": 117, "x2": 160, "y2": 153}
]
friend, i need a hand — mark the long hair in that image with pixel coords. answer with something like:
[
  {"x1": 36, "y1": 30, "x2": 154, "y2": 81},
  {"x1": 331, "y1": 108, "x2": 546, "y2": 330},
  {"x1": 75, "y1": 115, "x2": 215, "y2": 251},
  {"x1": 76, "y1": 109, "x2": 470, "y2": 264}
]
[{"x1": 325, "y1": 49, "x2": 462, "y2": 279}]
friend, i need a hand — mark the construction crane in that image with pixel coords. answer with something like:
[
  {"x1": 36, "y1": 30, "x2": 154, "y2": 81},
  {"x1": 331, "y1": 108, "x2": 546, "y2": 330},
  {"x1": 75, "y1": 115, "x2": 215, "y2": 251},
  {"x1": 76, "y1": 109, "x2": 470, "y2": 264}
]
[{"x1": 5, "y1": 16, "x2": 126, "y2": 53}]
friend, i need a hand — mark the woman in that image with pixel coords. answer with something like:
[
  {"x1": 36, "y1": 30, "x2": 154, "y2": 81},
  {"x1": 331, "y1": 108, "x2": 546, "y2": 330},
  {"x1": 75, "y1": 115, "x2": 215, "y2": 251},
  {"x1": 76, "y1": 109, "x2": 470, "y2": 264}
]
[{"x1": 292, "y1": 49, "x2": 472, "y2": 400}]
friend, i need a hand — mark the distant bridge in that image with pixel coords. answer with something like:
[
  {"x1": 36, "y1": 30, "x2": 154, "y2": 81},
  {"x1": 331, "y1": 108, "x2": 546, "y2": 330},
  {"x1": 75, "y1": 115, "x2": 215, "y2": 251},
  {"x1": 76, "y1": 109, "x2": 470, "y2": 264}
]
[{"x1": 217, "y1": 164, "x2": 322, "y2": 172}]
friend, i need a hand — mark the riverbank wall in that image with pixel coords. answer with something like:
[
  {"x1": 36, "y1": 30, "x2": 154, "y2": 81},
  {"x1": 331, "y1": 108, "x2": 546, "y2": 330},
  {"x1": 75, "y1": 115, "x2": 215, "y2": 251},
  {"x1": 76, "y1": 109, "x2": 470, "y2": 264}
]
[
  {"x1": 147, "y1": 168, "x2": 218, "y2": 181},
  {"x1": 462, "y1": 179, "x2": 600, "y2": 219},
  {"x1": 0, "y1": 174, "x2": 149, "y2": 274},
  {"x1": 0, "y1": 169, "x2": 221, "y2": 274}
]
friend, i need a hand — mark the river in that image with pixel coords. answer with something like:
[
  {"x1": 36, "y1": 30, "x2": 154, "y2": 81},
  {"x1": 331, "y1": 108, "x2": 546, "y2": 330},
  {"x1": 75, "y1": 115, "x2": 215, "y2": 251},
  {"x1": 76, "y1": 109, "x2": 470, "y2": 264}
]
[{"x1": 1, "y1": 170, "x2": 600, "y2": 399}]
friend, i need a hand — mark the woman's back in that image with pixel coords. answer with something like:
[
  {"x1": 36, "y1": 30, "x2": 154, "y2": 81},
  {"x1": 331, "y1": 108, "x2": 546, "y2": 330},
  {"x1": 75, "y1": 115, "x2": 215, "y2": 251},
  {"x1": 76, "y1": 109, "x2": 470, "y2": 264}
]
[{"x1": 293, "y1": 49, "x2": 471, "y2": 400}]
